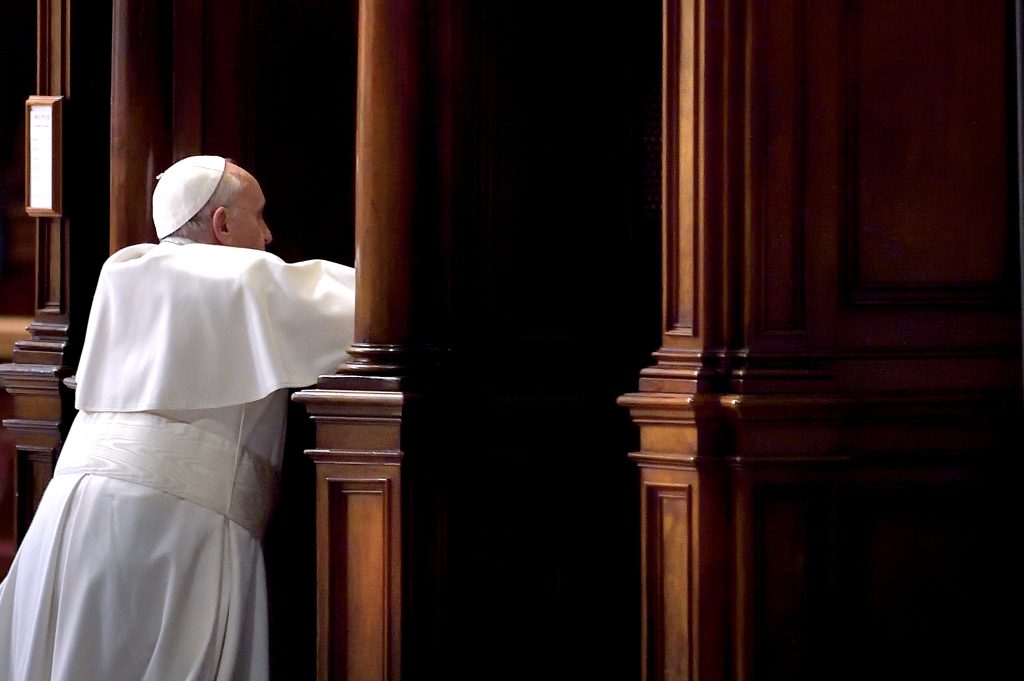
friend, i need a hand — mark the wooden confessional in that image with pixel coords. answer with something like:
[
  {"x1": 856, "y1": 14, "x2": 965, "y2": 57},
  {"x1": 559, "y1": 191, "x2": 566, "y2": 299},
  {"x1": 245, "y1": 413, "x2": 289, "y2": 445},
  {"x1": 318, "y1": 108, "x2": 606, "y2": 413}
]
[
  {"x1": 1, "y1": 2, "x2": 1022, "y2": 681},
  {"x1": 619, "y1": 2, "x2": 1024, "y2": 680}
]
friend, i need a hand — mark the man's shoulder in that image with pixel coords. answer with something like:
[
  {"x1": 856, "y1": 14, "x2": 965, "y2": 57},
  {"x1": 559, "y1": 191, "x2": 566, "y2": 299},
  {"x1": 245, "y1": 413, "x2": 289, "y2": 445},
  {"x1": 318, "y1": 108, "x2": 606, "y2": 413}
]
[
  {"x1": 101, "y1": 242, "x2": 353, "y2": 292},
  {"x1": 105, "y1": 241, "x2": 283, "y2": 276},
  {"x1": 106, "y1": 242, "x2": 158, "y2": 264}
]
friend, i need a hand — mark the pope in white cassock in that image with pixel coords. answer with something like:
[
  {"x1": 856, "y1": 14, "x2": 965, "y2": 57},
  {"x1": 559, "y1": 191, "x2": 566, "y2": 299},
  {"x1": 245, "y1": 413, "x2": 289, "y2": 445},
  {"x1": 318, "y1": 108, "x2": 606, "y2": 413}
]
[{"x1": 0, "y1": 156, "x2": 356, "y2": 680}]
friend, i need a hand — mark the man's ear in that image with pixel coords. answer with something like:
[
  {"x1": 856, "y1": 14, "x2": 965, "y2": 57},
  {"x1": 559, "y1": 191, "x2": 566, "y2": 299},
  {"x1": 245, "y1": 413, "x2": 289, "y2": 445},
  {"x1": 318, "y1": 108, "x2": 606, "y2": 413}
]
[{"x1": 211, "y1": 206, "x2": 231, "y2": 245}]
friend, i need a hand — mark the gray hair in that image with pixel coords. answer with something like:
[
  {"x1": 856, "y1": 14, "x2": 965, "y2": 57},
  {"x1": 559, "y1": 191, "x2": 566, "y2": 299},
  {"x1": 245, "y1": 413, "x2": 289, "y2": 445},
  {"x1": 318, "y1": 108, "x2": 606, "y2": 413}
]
[{"x1": 162, "y1": 166, "x2": 244, "y2": 243}]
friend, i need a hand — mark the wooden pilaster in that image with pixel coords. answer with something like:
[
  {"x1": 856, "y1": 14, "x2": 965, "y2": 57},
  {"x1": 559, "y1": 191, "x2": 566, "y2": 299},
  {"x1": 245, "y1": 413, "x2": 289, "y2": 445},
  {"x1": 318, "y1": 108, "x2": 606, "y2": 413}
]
[
  {"x1": 294, "y1": 1, "x2": 454, "y2": 679},
  {"x1": 292, "y1": 389, "x2": 405, "y2": 681}
]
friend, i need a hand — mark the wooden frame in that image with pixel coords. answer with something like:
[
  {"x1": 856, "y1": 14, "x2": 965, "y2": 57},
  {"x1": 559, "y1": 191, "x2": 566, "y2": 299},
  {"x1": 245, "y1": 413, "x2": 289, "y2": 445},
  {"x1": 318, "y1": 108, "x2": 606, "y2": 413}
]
[{"x1": 24, "y1": 95, "x2": 62, "y2": 217}]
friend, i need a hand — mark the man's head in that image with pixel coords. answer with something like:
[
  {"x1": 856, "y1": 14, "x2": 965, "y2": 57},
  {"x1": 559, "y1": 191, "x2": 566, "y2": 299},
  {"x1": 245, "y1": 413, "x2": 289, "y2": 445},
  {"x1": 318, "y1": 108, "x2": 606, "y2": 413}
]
[{"x1": 152, "y1": 155, "x2": 272, "y2": 250}]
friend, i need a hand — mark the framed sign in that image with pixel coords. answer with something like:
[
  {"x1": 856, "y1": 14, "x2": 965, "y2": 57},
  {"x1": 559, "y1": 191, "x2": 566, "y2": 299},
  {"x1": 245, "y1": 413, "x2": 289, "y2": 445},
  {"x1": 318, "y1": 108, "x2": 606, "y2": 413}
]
[{"x1": 25, "y1": 95, "x2": 63, "y2": 217}]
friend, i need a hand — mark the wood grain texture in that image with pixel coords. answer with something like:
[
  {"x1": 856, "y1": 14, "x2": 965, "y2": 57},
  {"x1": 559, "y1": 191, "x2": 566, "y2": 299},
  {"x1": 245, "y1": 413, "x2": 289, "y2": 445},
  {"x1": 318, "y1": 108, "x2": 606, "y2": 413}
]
[
  {"x1": 109, "y1": 0, "x2": 170, "y2": 251},
  {"x1": 322, "y1": 475, "x2": 397, "y2": 681},
  {"x1": 625, "y1": 2, "x2": 1023, "y2": 680},
  {"x1": 298, "y1": 381, "x2": 404, "y2": 681},
  {"x1": 844, "y1": 0, "x2": 1009, "y2": 303},
  {"x1": 0, "y1": 0, "x2": 111, "y2": 536},
  {"x1": 645, "y1": 482, "x2": 692, "y2": 681},
  {"x1": 663, "y1": 0, "x2": 698, "y2": 337}
]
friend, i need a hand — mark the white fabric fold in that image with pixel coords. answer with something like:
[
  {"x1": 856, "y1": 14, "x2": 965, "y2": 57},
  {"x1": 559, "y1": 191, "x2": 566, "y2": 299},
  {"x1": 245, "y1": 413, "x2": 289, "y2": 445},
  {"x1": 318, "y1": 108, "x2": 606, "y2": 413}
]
[
  {"x1": 75, "y1": 241, "x2": 356, "y2": 412},
  {"x1": 1, "y1": 240, "x2": 357, "y2": 680},
  {"x1": 55, "y1": 411, "x2": 275, "y2": 537}
]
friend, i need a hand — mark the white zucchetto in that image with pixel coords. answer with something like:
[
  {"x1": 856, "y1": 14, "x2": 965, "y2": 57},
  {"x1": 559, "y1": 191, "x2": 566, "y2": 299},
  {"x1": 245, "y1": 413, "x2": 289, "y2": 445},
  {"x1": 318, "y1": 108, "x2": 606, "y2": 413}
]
[{"x1": 152, "y1": 155, "x2": 227, "y2": 238}]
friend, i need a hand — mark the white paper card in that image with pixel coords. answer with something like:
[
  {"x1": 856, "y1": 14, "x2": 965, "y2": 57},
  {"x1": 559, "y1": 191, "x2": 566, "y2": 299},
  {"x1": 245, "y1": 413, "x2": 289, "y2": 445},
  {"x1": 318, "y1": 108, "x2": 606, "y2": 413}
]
[{"x1": 29, "y1": 104, "x2": 53, "y2": 210}]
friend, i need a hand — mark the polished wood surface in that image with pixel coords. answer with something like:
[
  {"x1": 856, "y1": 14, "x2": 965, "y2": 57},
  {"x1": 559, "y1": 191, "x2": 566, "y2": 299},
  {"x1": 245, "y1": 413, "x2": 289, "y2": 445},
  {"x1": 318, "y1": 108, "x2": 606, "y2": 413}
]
[
  {"x1": 2, "y1": 2, "x2": 1018, "y2": 680},
  {"x1": 347, "y1": 0, "x2": 450, "y2": 371},
  {"x1": 297, "y1": 1, "x2": 446, "y2": 677},
  {"x1": 3, "y1": 1, "x2": 358, "y2": 676},
  {"x1": 109, "y1": 0, "x2": 170, "y2": 251},
  {"x1": 351, "y1": 0, "x2": 423, "y2": 355},
  {"x1": 294, "y1": 388, "x2": 404, "y2": 681},
  {"x1": 297, "y1": 3, "x2": 663, "y2": 679},
  {"x1": 622, "y1": 1, "x2": 1023, "y2": 680},
  {"x1": 0, "y1": 0, "x2": 111, "y2": 540},
  {"x1": 291, "y1": 2, "x2": 664, "y2": 679}
]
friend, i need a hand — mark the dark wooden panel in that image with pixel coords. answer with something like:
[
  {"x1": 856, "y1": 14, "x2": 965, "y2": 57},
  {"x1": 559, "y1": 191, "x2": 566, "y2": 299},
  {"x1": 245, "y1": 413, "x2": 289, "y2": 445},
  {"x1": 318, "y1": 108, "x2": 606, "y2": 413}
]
[
  {"x1": 753, "y1": 0, "x2": 809, "y2": 335},
  {"x1": 628, "y1": 1, "x2": 1022, "y2": 681},
  {"x1": 834, "y1": 475, "x2": 1008, "y2": 680},
  {"x1": 644, "y1": 481, "x2": 692, "y2": 681},
  {"x1": 728, "y1": 465, "x2": 1015, "y2": 681},
  {"x1": 743, "y1": 0, "x2": 1020, "y2": 380},
  {"x1": 201, "y1": 0, "x2": 252, "y2": 163},
  {"x1": 110, "y1": 0, "x2": 171, "y2": 250},
  {"x1": 4, "y1": 412, "x2": 61, "y2": 541},
  {"x1": 750, "y1": 484, "x2": 834, "y2": 681},
  {"x1": 326, "y1": 477, "x2": 391, "y2": 681},
  {"x1": 847, "y1": 0, "x2": 1011, "y2": 303}
]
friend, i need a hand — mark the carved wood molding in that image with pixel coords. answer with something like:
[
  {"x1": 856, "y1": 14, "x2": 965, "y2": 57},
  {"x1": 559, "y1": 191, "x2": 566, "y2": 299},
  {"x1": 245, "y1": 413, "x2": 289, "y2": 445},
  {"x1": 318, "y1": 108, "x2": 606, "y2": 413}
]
[
  {"x1": 294, "y1": 388, "x2": 405, "y2": 416},
  {"x1": 294, "y1": 381, "x2": 406, "y2": 681},
  {"x1": 0, "y1": 362, "x2": 69, "y2": 396},
  {"x1": 313, "y1": 460, "x2": 402, "y2": 681},
  {"x1": 727, "y1": 360, "x2": 833, "y2": 394},
  {"x1": 642, "y1": 480, "x2": 693, "y2": 681},
  {"x1": 623, "y1": 387, "x2": 1018, "y2": 681},
  {"x1": 0, "y1": 418, "x2": 62, "y2": 444},
  {"x1": 622, "y1": 389, "x2": 1017, "y2": 462},
  {"x1": 639, "y1": 349, "x2": 731, "y2": 394},
  {"x1": 619, "y1": 391, "x2": 730, "y2": 463},
  {"x1": 0, "y1": 359, "x2": 70, "y2": 536},
  {"x1": 630, "y1": 437, "x2": 730, "y2": 681},
  {"x1": 662, "y1": 0, "x2": 698, "y2": 340},
  {"x1": 653, "y1": 0, "x2": 1022, "y2": 386},
  {"x1": 631, "y1": 2, "x2": 1023, "y2": 680}
]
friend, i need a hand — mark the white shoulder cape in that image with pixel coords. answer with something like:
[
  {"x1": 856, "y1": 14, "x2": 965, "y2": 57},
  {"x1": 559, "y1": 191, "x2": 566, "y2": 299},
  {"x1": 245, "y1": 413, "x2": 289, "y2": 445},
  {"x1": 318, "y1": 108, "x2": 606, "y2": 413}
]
[{"x1": 74, "y1": 241, "x2": 356, "y2": 412}]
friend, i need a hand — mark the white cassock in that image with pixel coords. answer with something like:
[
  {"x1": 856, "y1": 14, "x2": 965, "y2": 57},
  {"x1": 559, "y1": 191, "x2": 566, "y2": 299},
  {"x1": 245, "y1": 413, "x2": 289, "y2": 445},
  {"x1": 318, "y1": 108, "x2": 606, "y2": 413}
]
[{"x1": 0, "y1": 241, "x2": 355, "y2": 680}]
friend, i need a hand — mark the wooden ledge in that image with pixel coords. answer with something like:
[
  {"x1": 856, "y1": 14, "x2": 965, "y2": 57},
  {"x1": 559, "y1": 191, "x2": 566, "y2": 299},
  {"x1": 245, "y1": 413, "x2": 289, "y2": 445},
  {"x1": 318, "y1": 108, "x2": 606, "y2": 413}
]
[{"x1": 292, "y1": 389, "x2": 405, "y2": 407}]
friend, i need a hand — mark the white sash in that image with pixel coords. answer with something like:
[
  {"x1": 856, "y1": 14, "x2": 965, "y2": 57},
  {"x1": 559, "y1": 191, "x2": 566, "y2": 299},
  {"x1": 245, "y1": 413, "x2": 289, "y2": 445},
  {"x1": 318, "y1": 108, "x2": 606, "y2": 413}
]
[{"x1": 54, "y1": 411, "x2": 276, "y2": 537}]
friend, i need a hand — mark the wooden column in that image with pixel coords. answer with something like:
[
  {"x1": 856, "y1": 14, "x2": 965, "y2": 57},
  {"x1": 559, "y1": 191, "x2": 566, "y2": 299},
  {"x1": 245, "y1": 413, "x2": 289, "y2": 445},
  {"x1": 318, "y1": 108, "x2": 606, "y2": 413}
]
[
  {"x1": 294, "y1": 1, "x2": 451, "y2": 679},
  {"x1": 110, "y1": 0, "x2": 256, "y2": 252},
  {"x1": 109, "y1": 0, "x2": 170, "y2": 251},
  {"x1": 349, "y1": 0, "x2": 419, "y2": 362},
  {"x1": 620, "y1": 1, "x2": 1022, "y2": 680},
  {"x1": 0, "y1": 0, "x2": 111, "y2": 539},
  {"x1": 618, "y1": 3, "x2": 736, "y2": 678}
]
